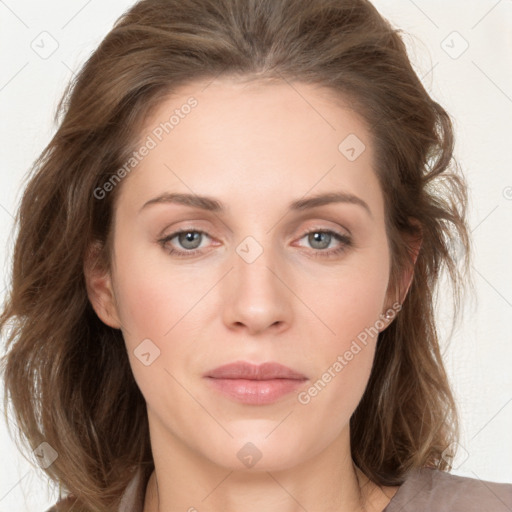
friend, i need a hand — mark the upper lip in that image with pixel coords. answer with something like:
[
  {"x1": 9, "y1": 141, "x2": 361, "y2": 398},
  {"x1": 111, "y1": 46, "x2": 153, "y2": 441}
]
[{"x1": 204, "y1": 361, "x2": 307, "y2": 380}]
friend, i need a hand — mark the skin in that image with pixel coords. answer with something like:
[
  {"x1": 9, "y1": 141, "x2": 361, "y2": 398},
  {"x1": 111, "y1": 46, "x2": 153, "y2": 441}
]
[{"x1": 85, "y1": 77, "x2": 420, "y2": 512}]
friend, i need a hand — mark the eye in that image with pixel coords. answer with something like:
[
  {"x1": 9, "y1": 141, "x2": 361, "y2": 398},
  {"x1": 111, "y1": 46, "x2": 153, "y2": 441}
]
[
  {"x1": 157, "y1": 228, "x2": 353, "y2": 259},
  {"x1": 296, "y1": 229, "x2": 353, "y2": 258},
  {"x1": 158, "y1": 229, "x2": 211, "y2": 257}
]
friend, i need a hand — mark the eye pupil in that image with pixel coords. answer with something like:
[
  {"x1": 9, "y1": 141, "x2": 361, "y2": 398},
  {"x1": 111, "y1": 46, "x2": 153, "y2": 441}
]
[
  {"x1": 309, "y1": 232, "x2": 330, "y2": 250},
  {"x1": 179, "y1": 231, "x2": 201, "y2": 249},
  {"x1": 163, "y1": 229, "x2": 346, "y2": 258}
]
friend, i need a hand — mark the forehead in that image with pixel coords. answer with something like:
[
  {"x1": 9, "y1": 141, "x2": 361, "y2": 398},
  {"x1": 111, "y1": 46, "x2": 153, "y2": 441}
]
[{"x1": 118, "y1": 77, "x2": 383, "y2": 219}]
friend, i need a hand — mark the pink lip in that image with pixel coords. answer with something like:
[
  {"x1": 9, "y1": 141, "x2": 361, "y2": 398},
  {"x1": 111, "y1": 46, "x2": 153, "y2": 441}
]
[{"x1": 204, "y1": 361, "x2": 308, "y2": 405}]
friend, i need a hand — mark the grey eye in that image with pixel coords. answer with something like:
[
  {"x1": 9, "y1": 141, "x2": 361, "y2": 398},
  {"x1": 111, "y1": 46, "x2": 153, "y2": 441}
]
[
  {"x1": 307, "y1": 232, "x2": 333, "y2": 250},
  {"x1": 177, "y1": 231, "x2": 203, "y2": 250}
]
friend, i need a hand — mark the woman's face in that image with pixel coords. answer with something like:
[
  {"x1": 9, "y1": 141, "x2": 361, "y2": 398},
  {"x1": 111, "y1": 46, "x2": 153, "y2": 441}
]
[{"x1": 92, "y1": 77, "x2": 399, "y2": 471}]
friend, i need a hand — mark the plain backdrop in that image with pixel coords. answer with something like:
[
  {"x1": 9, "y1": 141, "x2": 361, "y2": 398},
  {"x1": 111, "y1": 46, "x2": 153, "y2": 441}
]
[{"x1": 1, "y1": 1, "x2": 511, "y2": 510}]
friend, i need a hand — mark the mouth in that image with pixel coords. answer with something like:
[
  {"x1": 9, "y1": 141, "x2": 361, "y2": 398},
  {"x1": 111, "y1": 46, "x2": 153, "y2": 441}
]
[{"x1": 203, "y1": 361, "x2": 308, "y2": 405}]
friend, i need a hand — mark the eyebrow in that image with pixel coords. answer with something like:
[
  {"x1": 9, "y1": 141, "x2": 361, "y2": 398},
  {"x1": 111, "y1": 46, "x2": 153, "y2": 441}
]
[{"x1": 139, "y1": 191, "x2": 372, "y2": 217}]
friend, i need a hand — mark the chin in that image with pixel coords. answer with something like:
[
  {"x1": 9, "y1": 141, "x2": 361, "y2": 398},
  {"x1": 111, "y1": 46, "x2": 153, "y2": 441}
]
[{"x1": 202, "y1": 428, "x2": 312, "y2": 473}]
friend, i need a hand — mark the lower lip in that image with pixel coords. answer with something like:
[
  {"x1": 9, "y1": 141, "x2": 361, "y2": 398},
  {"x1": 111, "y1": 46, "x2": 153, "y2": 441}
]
[{"x1": 205, "y1": 377, "x2": 307, "y2": 405}]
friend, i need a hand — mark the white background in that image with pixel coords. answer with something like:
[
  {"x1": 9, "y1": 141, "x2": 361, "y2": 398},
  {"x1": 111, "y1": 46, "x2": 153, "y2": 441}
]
[{"x1": 1, "y1": 1, "x2": 511, "y2": 510}]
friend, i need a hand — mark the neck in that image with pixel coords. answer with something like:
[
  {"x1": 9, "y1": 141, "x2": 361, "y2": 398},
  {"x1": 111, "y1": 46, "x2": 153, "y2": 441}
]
[
  {"x1": 144, "y1": 466, "x2": 370, "y2": 512},
  {"x1": 142, "y1": 416, "x2": 392, "y2": 512}
]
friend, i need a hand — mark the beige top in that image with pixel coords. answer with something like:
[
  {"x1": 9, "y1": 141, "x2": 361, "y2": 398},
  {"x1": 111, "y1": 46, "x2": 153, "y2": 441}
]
[
  {"x1": 381, "y1": 467, "x2": 512, "y2": 511},
  {"x1": 47, "y1": 467, "x2": 512, "y2": 511}
]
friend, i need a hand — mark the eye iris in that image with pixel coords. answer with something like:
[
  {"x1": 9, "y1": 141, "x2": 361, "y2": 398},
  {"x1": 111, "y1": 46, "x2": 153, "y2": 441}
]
[
  {"x1": 179, "y1": 231, "x2": 201, "y2": 249},
  {"x1": 170, "y1": 230, "x2": 339, "y2": 253},
  {"x1": 309, "y1": 232, "x2": 330, "y2": 250}
]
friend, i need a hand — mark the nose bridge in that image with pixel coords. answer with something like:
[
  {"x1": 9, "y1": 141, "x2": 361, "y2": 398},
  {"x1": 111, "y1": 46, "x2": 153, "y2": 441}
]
[
  {"x1": 234, "y1": 231, "x2": 283, "y2": 297},
  {"x1": 222, "y1": 229, "x2": 291, "y2": 332}
]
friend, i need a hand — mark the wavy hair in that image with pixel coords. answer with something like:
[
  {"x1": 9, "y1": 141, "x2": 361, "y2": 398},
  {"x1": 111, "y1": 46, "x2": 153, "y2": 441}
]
[{"x1": 0, "y1": 0, "x2": 473, "y2": 510}]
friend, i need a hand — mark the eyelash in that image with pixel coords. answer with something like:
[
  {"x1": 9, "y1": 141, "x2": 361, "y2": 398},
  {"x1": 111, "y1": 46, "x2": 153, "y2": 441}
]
[{"x1": 157, "y1": 228, "x2": 353, "y2": 259}]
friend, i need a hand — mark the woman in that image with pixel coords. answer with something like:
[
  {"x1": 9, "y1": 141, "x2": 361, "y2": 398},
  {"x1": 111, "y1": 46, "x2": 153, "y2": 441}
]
[{"x1": 1, "y1": 0, "x2": 511, "y2": 511}]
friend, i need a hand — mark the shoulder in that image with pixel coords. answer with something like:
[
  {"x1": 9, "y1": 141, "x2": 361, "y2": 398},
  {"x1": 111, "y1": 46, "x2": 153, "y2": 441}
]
[{"x1": 385, "y1": 467, "x2": 512, "y2": 511}]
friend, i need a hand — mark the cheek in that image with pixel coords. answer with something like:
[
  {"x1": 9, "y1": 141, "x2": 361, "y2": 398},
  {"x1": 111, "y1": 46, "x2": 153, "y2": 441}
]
[
  {"x1": 311, "y1": 255, "x2": 389, "y2": 339},
  {"x1": 116, "y1": 273, "x2": 170, "y2": 341},
  {"x1": 112, "y1": 240, "x2": 192, "y2": 341},
  {"x1": 113, "y1": 233, "x2": 390, "y2": 343},
  {"x1": 296, "y1": 268, "x2": 387, "y2": 423},
  {"x1": 111, "y1": 242, "x2": 211, "y2": 399},
  {"x1": 112, "y1": 254, "x2": 194, "y2": 405},
  {"x1": 303, "y1": 253, "x2": 389, "y2": 394},
  {"x1": 113, "y1": 223, "x2": 390, "y2": 348}
]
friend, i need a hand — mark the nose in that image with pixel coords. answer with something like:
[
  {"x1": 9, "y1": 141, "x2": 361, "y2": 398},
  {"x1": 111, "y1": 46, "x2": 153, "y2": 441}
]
[{"x1": 221, "y1": 238, "x2": 292, "y2": 336}]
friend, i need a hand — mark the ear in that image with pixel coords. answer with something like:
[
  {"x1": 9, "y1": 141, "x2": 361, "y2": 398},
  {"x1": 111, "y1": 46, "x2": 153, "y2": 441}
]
[
  {"x1": 382, "y1": 220, "x2": 423, "y2": 322},
  {"x1": 397, "y1": 219, "x2": 423, "y2": 304},
  {"x1": 396, "y1": 223, "x2": 422, "y2": 305},
  {"x1": 83, "y1": 241, "x2": 122, "y2": 329}
]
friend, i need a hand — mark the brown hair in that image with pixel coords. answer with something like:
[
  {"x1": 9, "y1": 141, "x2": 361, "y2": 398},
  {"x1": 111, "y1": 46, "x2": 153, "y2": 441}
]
[{"x1": 0, "y1": 0, "x2": 473, "y2": 510}]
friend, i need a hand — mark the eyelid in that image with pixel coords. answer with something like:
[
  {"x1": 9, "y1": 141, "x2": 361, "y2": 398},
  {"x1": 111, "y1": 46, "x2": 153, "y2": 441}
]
[
  {"x1": 158, "y1": 217, "x2": 351, "y2": 240},
  {"x1": 157, "y1": 225, "x2": 353, "y2": 259}
]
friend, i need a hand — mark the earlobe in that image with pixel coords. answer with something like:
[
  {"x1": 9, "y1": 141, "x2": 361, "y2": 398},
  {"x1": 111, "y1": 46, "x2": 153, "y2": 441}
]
[{"x1": 83, "y1": 241, "x2": 122, "y2": 330}]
